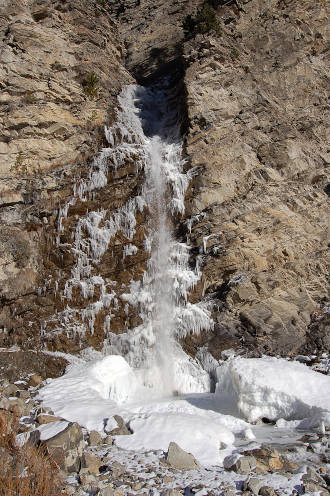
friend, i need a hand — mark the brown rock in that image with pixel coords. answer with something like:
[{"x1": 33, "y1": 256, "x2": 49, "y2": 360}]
[
  {"x1": 88, "y1": 430, "x2": 103, "y2": 446},
  {"x1": 108, "y1": 415, "x2": 131, "y2": 436},
  {"x1": 259, "y1": 488, "x2": 278, "y2": 496},
  {"x1": 110, "y1": 461, "x2": 126, "y2": 479},
  {"x1": 28, "y1": 374, "x2": 43, "y2": 387},
  {"x1": 182, "y1": 0, "x2": 329, "y2": 357},
  {"x1": 37, "y1": 414, "x2": 63, "y2": 425},
  {"x1": 43, "y1": 421, "x2": 84, "y2": 473},
  {"x1": 81, "y1": 452, "x2": 102, "y2": 474}
]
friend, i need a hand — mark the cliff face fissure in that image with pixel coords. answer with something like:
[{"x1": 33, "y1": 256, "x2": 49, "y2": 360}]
[{"x1": 0, "y1": 0, "x2": 328, "y2": 358}]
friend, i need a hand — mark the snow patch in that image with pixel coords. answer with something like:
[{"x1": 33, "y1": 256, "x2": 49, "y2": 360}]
[
  {"x1": 116, "y1": 412, "x2": 235, "y2": 466},
  {"x1": 37, "y1": 420, "x2": 70, "y2": 441}
]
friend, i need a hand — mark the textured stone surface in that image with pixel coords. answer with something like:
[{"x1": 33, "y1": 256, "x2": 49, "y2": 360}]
[
  {"x1": 224, "y1": 454, "x2": 256, "y2": 474},
  {"x1": 182, "y1": 0, "x2": 329, "y2": 357},
  {"x1": 165, "y1": 441, "x2": 200, "y2": 470},
  {"x1": 0, "y1": 0, "x2": 328, "y2": 362},
  {"x1": 0, "y1": 0, "x2": 144, "y2": 353},
  {"x1": 81, "y1": 451, "x2": 102, "y2": 474},
  {"x1": 0, "y1": 350, "x2": 67, "y2": 382},
  {"x1": 88, "y1": 430, "x2": 103, "y2": 446},
  {"x1": 113, "y1": 0, "x2": 202, "y2": 81},
  {"x1": 43, "y1": 421, "x2": 84, "y2": 472}
]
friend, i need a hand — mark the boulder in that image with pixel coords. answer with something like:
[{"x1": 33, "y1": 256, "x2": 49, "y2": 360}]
[
  {"x1": 243, "y1": 447, "x2": 285, "y2": 473},
  {"x1": 243, "y1": 477, "x2": 263, "y2": 495},
  {"x1": 165, "y1": 441, "x2": 200, "y2": 471},
  {"x1": 81, "y1": 452, "x2": 102, "y2": 474},
  {"x1": 3, "y1": 397, "x2": 29, "y2": 417},
  {"x1": 42, "y1": 421, "x2": 84, "y2": 473},
  {"x1": 88, "y1": 430, "x2": 103, "y2": 446},
  {"x1": 110, "y1": 461, "x2": 126, "y2": 479},
  {"x1": 28, "y1": 374, "x2": 43, "y2": 387},
  {"x1": 224, "y1": 454, "x2": 256, "y2": 474},
  {"x1": 108, "y1": 415, "x2": 131, "y2": 436}
]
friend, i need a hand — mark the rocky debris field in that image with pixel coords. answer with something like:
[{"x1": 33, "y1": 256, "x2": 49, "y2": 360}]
[{"x1": 0, "y1": 355, "x2": 329, "y2": 496}]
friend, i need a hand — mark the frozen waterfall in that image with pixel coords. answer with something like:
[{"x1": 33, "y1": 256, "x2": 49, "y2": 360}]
[{"x1": 51, "y1": 80, "x2": 213, "y2": 396}]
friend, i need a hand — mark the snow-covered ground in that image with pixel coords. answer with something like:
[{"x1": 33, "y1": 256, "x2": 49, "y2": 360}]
[{"x1": 39, "y1": 353, "x2": 330, "y2": 468}]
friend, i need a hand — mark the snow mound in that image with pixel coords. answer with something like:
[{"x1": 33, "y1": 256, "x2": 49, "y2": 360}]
[
  {"x1": 88, "y1": 355, "x2": 138, "y2": 403},
  {"x1": 216, "y1": 357, "x2": 330, "y2": 424},
  {"x1": 39, "y1": 355, "x2": 141, "y2": 431},
  {"x1": 115, "y1": 412, "x2": 235, "y2": 466}
]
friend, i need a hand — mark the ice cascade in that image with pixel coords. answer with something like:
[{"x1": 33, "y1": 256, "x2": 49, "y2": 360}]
[
  {"x1": 107, "y1": 82, "x2": 213, "y2": 394},
  {"x1": 50, "y1": 81, "x2": 213, "y2": 395}
]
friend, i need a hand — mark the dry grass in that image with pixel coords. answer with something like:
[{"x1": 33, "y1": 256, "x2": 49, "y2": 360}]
[{"x1": 0, "y1": 412, "x2": 67, "y2": 496}]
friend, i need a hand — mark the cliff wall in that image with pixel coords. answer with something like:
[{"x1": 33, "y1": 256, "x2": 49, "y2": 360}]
[
  {"x1": 182, "y1": 0, "x2": 329, "y2": 356},
  {"x1": 0, "y1": 0, "x2": 328, "y2": 358}
]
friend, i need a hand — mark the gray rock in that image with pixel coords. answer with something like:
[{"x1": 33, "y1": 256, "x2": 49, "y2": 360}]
[
  {"x1": 303, "y1": 480, "x2": 328, "y2": 495},
  {"x1": 88, "y1": 430, "x2": 103, "y2": 446},
  {"x1": 108, "y1": 415, "x2": 131, "y2": 436},
  {"x1": 243, "y1": 477, "x2": 263, "y2": 495},
  {"x1": 43, "y1": 421, "x2": 84, "y2": 473},
  {"x1": 44, "y1": 422, "x2": 83, "y2": 452},
  {"x1": 302, "y1": 466, "x2": 326, "y2": 485},
  {"x1": 165, "y1": 441, "x2": 199, "y2": 471},
  {"x1": 110, "y1": 461, "x2": 126, "y2": 479},
  {"x1": 224, "y1": 454, "x2": 256, "y2": 474},
  {"x1": 99, "y1": 488, "x2": 115, "y2": 496}
]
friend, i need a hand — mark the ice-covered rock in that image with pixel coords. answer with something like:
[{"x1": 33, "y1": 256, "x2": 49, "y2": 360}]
[{"x1": 216, "y1": 357, "x2": 330, "y2": 425}]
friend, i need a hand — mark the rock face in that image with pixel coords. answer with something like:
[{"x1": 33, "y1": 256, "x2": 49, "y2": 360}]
[
  {"x1": 0, "y1": 0, "x2": 140, "y2": 352},
  {"x1": 182, "y1": 0, "x2": 329, "y2": 356},
  {"x1": 113, "y1": 0, "x2": 202, "y2": 81},
  {"x1": 0, "y1": 0, "x2": 328, "y2": 360}
]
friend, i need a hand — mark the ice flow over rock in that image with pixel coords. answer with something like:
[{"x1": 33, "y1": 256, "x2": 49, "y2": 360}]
[
  {"x1": 105, "y1": 81, "x2": 213, "y2": 395},
  {"x1": 39, "y1": 81, "x2": 330, "y2": 469}
]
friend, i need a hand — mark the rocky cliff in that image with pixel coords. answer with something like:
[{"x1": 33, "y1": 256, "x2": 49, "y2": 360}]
[
  {"x1": 182, "y1": 0, "x2": 329, "y2": 357},
  {"x1": 0, "y1": 0, "x2": 328, "y2": 359},
  {"x1": 0, "y1": 0, "x2": 135, "y2": 350}
]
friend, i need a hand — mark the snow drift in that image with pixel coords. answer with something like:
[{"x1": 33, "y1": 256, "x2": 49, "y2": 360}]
[
  {"x1": 216, "y1": 356, "x2": 330, "y2": 426},
  {"x1": 116, "y1": 412, "x2": 235, "y2": 466}
]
